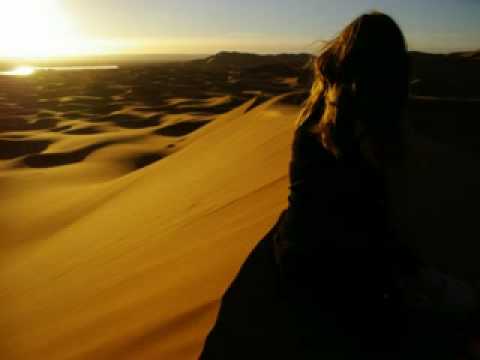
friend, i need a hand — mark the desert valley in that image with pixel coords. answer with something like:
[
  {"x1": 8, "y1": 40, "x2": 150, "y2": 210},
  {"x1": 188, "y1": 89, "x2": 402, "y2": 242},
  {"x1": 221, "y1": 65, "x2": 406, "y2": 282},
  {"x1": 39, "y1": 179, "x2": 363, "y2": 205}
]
[{"x1": 0, "y1": 50, "x2": 479, "y2": 359}]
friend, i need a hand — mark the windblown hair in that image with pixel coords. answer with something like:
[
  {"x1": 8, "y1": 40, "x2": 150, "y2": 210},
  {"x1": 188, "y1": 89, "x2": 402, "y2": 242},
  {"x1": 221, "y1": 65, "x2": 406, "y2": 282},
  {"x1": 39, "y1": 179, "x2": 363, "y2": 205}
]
[{"x1": 297, "y1": 11, "x2": 410, "y2": 163}]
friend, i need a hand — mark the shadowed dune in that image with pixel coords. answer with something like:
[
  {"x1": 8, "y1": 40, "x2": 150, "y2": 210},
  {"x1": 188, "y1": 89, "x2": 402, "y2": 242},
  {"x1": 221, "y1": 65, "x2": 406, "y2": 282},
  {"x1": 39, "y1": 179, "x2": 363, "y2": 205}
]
[
  {"x1": 410, "y1": 51, "x2": 480, "y2": 98},
  {"x1": 277, "y1": 90, "x2": 309, "y2": 106},
  {"x1": 0, "y1": 138, "x2": 52, "y2": 159},
  {"x1": 160, "y1": 99, "x2": 248, "y2": 115},
  {"x1": 129, "y1": 96, "x2": 263, "y2": 117},
  {"x1": 244, "y1": 95, "x2": 274, "y2": 112},
  {"x1": 199, "y1": 221, "x2": 305, "y2": 360},
  {"x1": 59, "y1": 103, "x2": 93, "y2": 112},
  {"x1": 132, "y1": 106, "x2": 167, "y2": 113},
  {"x1": 407, "y1": 97, "x2": 480, "y2": 150},
  {"x1": 0, "y1": 117, "x2": 59, "y2": 132},
  {"x1": 62, "y1": 111, "x2": 92, "y2": 120},
  {"x1": 132, "y1": 152, "x2": 165, "y2": 169},
  {"x1": 155, "y1": 120, "x2": 211, "y2": 137},
  {"x1": 0, "y1": 134, "x2": 27, "y2": 139},
  {"x1": 97, "y1": 113, "x2": 162, "y2": 129},
  {"x1": 23, "y1": 141, "x2": 116, "y2": 168},
  {"x1": 64, "y1": 126, "x2": 104, "y2": 135},
  {"x1": 51, "y1": 125, "x2": 73, "y2": 132},
  {"x1": 393, "y1": 100, "x2": 480, "y2": 283}
]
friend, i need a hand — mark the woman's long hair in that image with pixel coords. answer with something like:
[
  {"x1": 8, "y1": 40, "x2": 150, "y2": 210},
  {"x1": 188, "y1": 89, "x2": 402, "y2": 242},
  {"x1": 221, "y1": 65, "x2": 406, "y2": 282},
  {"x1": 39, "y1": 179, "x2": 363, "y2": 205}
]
[{"x1": 297, "y1": 12, "x2": 410, "y2": 165}]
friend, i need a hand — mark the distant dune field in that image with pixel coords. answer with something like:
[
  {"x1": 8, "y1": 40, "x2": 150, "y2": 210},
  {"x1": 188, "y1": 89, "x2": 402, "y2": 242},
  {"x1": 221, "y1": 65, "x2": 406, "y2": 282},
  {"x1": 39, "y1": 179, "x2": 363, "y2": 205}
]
[{"x1": 0, "y1": 52, "x2": 479, "y2": 359}]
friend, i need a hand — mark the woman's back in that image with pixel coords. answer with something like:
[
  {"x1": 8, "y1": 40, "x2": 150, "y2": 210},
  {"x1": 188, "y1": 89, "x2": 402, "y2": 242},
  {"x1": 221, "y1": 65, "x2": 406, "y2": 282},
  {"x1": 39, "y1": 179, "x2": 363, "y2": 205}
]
[{"x1": 276, "y1": 118, "x2": 412, "y2": 347}]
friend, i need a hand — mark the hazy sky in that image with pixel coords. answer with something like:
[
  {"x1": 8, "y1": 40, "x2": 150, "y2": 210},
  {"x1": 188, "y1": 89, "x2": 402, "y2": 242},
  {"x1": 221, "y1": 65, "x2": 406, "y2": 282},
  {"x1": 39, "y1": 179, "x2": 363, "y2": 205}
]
[{"x1": 1, "y1": 0, "x2": 479, "y2": 57}]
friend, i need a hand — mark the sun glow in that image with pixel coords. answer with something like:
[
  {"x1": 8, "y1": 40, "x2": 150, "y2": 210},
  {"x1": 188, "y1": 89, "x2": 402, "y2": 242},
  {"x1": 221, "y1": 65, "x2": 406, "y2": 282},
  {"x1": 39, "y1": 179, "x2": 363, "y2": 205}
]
[
  {"x1": 0, "y1": 66, "x2": 36, "y2": 76},
  {"x1": 0, "y1": 0, "x2": 120, "y2": 58}
]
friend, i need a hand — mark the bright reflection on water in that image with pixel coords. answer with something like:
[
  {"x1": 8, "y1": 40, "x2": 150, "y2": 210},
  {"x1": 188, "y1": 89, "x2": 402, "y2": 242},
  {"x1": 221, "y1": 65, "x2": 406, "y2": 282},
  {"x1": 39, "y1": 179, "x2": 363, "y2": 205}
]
[
  {"x1": 0, "y1": 65, "x2": 119, "y2": 76},
  {"x1": 0, "y1": 66, "x2": 36, "y2": 76}
]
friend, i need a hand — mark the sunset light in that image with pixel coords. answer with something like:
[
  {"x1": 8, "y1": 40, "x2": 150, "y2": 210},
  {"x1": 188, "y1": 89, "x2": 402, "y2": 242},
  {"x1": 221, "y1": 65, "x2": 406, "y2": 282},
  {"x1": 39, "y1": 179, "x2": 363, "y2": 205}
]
[
  {"x1": 0, "y1": 1, "x2": 478, "y2": 359},
  {"x1": 0, "y1": 65, "x2": 36, "y2": 76},
  {"x1": 0, "y1": 0, "x2": 478, "y2": 59},
  {"x1": 0, "y1": 0, "x2": 119, "y2": 58}
]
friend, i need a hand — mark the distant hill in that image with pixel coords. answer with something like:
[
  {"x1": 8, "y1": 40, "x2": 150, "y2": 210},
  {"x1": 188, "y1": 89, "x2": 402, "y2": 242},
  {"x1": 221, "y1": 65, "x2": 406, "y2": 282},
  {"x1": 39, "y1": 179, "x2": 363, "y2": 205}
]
[
  {"x1": 190, "y1": 51, "x2": 313, "y2": 71},
  {"x1": 191, "y1": 50, "x2": 480, "y2": 72},
  {"x1": 447, "y1": 50, "x2": 480, "y2": 60},
  {"x1": 187, "y1": 50, "x2": 480, "y2": 98},
  {"x1": 409, "y1": 51, "x2": 480, "y2": 98}
]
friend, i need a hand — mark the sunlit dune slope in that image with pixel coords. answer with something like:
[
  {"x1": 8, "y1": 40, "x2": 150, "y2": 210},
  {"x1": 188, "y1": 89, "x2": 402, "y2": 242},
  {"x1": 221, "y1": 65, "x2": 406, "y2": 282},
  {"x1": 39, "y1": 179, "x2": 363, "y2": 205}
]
[
  {"x1": 0, "y1": 95, "x2": 297, "y2": 359},
  {"x1": 1, "y1": 56, "x2": 479, "y2": 359}
]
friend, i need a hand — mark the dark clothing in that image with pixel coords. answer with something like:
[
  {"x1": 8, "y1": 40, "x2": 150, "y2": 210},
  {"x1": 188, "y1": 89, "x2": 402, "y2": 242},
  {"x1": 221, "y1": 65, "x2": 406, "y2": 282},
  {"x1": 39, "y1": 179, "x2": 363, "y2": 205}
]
[
  {"x1": 273, "y1": 117, "x2": 479, "y2": 357},
  {"x1": 280, "y1": 113, "x2": 409, "y2": 301}
]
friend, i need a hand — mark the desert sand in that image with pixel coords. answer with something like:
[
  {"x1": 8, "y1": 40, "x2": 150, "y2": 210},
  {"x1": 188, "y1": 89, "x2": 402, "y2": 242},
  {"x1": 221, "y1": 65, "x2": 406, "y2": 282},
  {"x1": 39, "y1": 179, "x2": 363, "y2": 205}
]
[{"x1": 0, "y1": 51, "x2": 479, "y2": 359}]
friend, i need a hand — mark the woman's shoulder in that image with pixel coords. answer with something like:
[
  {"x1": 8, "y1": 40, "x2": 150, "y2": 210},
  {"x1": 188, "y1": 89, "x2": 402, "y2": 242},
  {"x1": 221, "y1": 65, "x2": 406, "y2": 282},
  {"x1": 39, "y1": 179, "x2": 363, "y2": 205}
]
[{"x1": 291, "y1": 121, "x2": 335, "y2": 174}]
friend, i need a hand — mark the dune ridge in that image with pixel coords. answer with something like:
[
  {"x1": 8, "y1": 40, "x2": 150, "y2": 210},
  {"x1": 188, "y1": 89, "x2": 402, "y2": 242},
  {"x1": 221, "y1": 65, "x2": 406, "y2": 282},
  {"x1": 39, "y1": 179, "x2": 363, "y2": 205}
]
[{"x1": 0, "y1": 94, "x2": 297, "y2": 359}]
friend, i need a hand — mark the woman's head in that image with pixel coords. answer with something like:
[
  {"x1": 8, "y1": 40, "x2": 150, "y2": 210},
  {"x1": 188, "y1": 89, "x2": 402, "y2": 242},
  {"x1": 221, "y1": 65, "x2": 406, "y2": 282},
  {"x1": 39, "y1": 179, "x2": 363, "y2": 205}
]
[{"x1": 298, "y1": 11, "x2": 410, "y2": 168}]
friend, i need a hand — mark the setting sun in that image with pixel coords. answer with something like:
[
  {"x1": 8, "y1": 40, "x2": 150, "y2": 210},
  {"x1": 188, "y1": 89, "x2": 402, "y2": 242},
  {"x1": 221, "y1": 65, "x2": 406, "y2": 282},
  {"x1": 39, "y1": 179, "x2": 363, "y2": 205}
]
[
  {"x1": 0, "y1": 65, "x2": 36, "y2": 76},
  {"x1": 0, "y1": 0, "x2": 119, "y2": 58}
]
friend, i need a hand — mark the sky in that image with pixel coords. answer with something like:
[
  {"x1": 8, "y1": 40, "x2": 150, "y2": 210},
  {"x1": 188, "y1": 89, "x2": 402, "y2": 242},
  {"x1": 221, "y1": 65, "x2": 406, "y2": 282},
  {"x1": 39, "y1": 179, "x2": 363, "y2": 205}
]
[{"x1": 0, "y1": 0, "x2": 478, "y2": 58}]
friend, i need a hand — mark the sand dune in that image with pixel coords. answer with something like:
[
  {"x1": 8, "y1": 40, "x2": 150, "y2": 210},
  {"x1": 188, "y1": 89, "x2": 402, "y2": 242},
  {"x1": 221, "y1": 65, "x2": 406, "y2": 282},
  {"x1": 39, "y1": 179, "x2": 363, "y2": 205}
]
[
  {"x1": 0, "y1": 91, "x2": 297, "y2": 359},
  {"x1": 0, "y1": 52, "x2": 479, "y2": 359}
]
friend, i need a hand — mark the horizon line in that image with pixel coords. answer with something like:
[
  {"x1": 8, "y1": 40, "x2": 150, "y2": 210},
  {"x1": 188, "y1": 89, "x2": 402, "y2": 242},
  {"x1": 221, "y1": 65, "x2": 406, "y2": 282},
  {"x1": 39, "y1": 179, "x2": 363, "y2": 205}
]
[{"x1": 0, "y1": 47, "x2": 478, "y2": 63}]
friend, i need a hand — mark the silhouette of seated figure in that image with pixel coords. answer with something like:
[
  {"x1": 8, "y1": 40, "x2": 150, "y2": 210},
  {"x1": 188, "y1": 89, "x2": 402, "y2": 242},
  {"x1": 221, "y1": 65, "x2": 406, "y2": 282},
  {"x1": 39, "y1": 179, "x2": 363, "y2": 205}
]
[{"x1": 200, "y1": 11, "x2": 479, "y2": 360}]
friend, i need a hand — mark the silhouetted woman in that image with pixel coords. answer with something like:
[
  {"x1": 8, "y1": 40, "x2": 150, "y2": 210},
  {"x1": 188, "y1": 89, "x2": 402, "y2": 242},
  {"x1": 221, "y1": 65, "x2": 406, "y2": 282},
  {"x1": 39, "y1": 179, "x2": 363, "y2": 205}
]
[
  {"x1": 272, "y1": 11, "x2": 477, "y2": 358},
  {"x1": 269, "y1": 10, "x2": 414, "y2": 354},
  {"x1": 201, "y1": 12, "x2": 478, "y2": 360}
]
